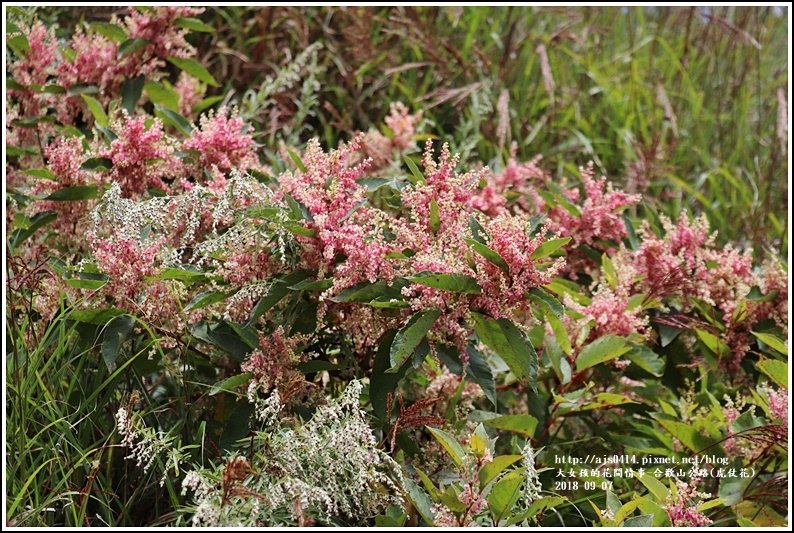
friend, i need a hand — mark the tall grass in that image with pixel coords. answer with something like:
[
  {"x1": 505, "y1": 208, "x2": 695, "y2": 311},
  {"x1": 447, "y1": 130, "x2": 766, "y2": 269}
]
[
  {"x1": 194, "y1": 6, "x2": 788, "y2": 253},
  {"x1": 5, "y1": 299, "x2": 185, "y2": 526}
]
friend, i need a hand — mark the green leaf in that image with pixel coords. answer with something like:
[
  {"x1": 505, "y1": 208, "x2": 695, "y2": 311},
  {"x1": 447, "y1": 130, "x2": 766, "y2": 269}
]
[
  {"x1": 746, "y1": 285, "x2": 778, "y2": 302},
  {"x1": 426, "y1": 426, "x2": 466, "y2": 468},
  {"x1": 575, "y1": 335, "x2": 630, "y2": 371},
  {"x1": 436, "y1": 344, "x2": 497, "y2": 408},
  {"x1": 189, "y1": 320, "x2": 255, "y2": 361},
  {"x1": 472, "y1": 313, "x2": 538, "y2": 390},
  {"x1": 67, "y1": 84, "x2": 100, "y2": 96},
  {"x1": 167, "y1": 56, "x2": 219, "y2": 87},
  {"x1": 174, "y1": 16, "x2": 214, "y2": 33},
  {"x1": 468, "y1": 216, "x2": 488, "y2": 243},
  {"x1": 530, "y1": 237, "x2": 572, "y2": 259},
  {"x1": 637, "y1": 473, "x2": 669, "y2": 501},
  {"x1": 209, "y1": 373, "x2": 253, "y2": 396},
  {"x1": 6, "y1": 145, "x2": 38, "y2": 157},
  {"x1": 483, "y1": 414, "x2": 538, "y2": 437},
  {"x1": 488, "y1": 470, "x2": 524, "y2": 521},
  {"x1": 429, "y1": 199, "x2": 441, "y2": 233},
  {"x1": 626, "y1": 346, "x2": 665, "y2": 377},
  {"x1": 652, "y1": 414, "x2": 718, "y2": 453},
  {"x1": 388, "y1": 309, "x2": 440, "y2": 371},
  {"x1": 91, "y1": 22, "x2": 128, "y2": 42},
  {"x1": 286, "y1": 148, "x2": 306, "y2": 172},
  {"x1": 404, "y1": 155, "x2": 425, "y2": 184},
  {"x1": 329, "y1": 280, "x2": 406, "y2": 303},
  {"x1": 184, "y1": 290, "x2": 229, "y2": 312},
  {"x1": 100, "y1": 314, "x2": 135, "y2": 372},
  {"x1": 45, "y1": 185, "x2": 99, "y2": 201},
  {"x1": 80, "y1": 157, "x2": 113, "y2": 171},
  {"x1": 23, "y1": 168, "x2": 57, "y2": 180},
  {"x1": 288, "y1": 278, "x2": 333, "y2": 291},
  {"x1": 41, "y1": 84, "x2": 66, "y2": 94},
  {"x1": 193, "y1": 95, "x2": 224, "y2": 115},
  {"x1": 148, "y1": 267, "x2": 206, "y2": 283},
  {"x1": 718, "y1": 462, "x2": 752, "y2": 506},
  {"x1": 7, "y1": 33, "x2": 30, "y2": 56},
  {"x1": 696, "y1": 498, "x2": 724, "y2": 512},
  {"x1": 155, "y1": 106, "x2": 193, "y2": 135},
  {"x1": 581, "y1": 392, "x2": 637, "y2": 410},
  {"x1": 751, "y1": 331, "x2": 788, "y2": 355},
  {"x1": 81, "y1": 94, "x2": 108, "y2": 128},
  {"x1": 403, "y1": 478, "x2": 435, "y2": 525},
  {"x1": 247, "y1": 271, "x2": 311, "y2": 326},
  {"x1": 369, "y1": 329, "x2": 411, "y2": 422},
  {"x1": 623, "y1": 514, "x2": 653, "y2": 527},
  {"x1": 601, "y1": 253, "x2": 618, "y2": 289},
  {"x1": 479, "y1": 455, "x2": 523, "y2": 486},
  {"x1": 9, "y1": 211, "x2": 56, "y2": 249},
  {"x1": 65, "y1": 278, "x2": 108, "y2": 290},
  {"x1": 69, "y1": 307, "x2": 126, "y2": 325},
  {"x1": 408, "y1": 272, "x2": 481, "y2": 294},
  {"x1": 527, "y1": 287, "x2": 564, "y2": 319},
  {"x1": 121, "y1": 75, "x2": 144, "y2": 112},
  {"x1": 118, "y1": 37, "x2": 149, "y2": 57},
  {"x1": 756, "y1": 359, "x2": 788, "y2": 388},
  {"x1": 508, "y1": 496, "x2": 566, "y2": 525},
  {"x1": 144, "y1": 80, "x2": 180, "y2": 111},
  {"x1": 466, "y1": 238, "x2": 510, "y2": 272},
  {"x1": 547, "y1": 313, "x2": 572, "y2": 355},
  {"x1": 695, "y1": 328, "x2": 728, "y2": 357},
  {"x1": 657, "y1": 322, "x2": 683, "y2": 348}
]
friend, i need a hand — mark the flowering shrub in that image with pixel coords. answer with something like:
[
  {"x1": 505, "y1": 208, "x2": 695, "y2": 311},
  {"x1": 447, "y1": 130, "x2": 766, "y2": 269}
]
[{"x1": 5, "y1": 6, "x2": 789, "y2": 528}]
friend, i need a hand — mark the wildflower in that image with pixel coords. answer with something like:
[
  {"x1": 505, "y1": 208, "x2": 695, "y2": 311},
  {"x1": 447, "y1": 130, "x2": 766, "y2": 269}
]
[
  {"x1": 664, "y1": 477, "x2": 712, "y2": 527},
  {"x1": 184, "y1": 107, "x2": 258, "y2": 173},
  {"x1": 123, "y1": 7, "x2": 203, "y2": 62},
  {"x1": 31, "y1": 137, "x2": 94, "y2": 234},
  {"x1": 521, "y1": 441, "x2": 543, "y2": 504},
  {"x1": 548, "y1": 163, "x2": 640, "y2": 248},
  {"x1": 573, "y1": 286, "x2": 648, "y2": 338},
  {"x1": 175, "y1": 72, "x2": 206, "y2": 117},
  {"x1": 766, "y1": 386, "x2": 788, "y2": 432},
  {"x1": 8, "y1": 21, "x2": 57, "y2": 90},
  {"x1": 101, "y1": 113, "x2": 181, "y2": 196},
  {"x1": 185, "y1": 380, "x2": 403, "y2": 526},
  {"x1": 56, "y1": 29, "x2": 119, "y2": 94},
  {"x1": 241, "y1": 327, "x2": 309, "y2": 393}
]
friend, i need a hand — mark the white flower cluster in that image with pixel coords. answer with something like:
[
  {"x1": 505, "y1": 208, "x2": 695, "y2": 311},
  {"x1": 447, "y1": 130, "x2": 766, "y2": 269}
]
[
  {"x1": 521, "y1": 441, "x2": 543, "y2": 504},
  {"x1": 115, "y1": 405, "x2": 185, "y2": 486},
  {"x1": 182, "y1": 380, "x2": 403, "y2": 526}
]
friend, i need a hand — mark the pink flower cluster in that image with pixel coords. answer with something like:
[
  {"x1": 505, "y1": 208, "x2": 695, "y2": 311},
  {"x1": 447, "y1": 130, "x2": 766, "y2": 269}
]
[
  {"x1": 124, "y1": 7, "x2": 202, "y2": 61},
  {"x1": 175, "y1": 72, "x2": 206, "y2": 117},
  {"x1": 9, "y1": 22, "x2": 56, "y2": 89},
  {"x1": 361, "y1": 102, "x2": 423, "y2": 170},
  {"x1": 242, "y1": 327, "x2": 306, "y2": 392},
  {"x1": 184, "y1": 107, "x2": 259, "y2": 173},
  {"x1": 280, "y1": 135, "x2": 397, "y2": 289},
  {"x1": 101, "y1": 114, "x2": 179, "y2": 196},
  {"x1": 469, "y1": 154, "x2": 548, "y2": 216},
  {"x1": 8, "y1": 8, "x2": 204, "y2": 125},
  {"x1": 664, "y1": 478, "x2": 713, "y2": 527},
  {"x1": 93, "y1": 236, "x2": 163, "y2": 299},
  {"x1": 395, "y1": 143, "x2": 563, "y2": 351},
  {"x1": 573, "y1": 287, "x2": 648, "y2": 338},
  {"x1": 767, "y1": 387, "x2": 788, "y2": 432},
  {"x1": 32, "y1": 137, "x2": 94, "y2": 234},
  {"x1": 547, "y1": 163, "x2": 640, "y2": 248}
]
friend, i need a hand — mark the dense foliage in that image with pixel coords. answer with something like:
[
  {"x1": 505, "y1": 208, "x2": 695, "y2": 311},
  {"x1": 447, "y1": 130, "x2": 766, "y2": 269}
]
[{"x1": 5, "y1": 6, "x2": 789, "y2": 527}]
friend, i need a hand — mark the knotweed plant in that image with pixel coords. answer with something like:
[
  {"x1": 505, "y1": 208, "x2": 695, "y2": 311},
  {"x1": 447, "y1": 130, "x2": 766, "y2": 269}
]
[{"x1": 5, "y1": 6, "x2": 788, "y2": 528}]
